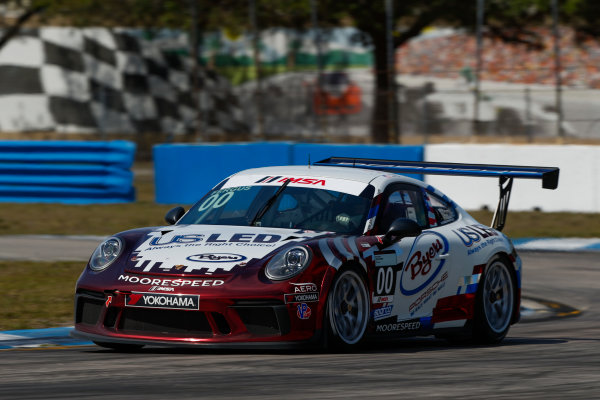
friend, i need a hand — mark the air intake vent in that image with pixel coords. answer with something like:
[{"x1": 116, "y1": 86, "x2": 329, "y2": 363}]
[
  {"x1": 76, "y1": 297, "x2": 104, "y2": 325},
  {"x1": 233, "y1": 304, "x2": 290, "y2": 336},
  {"x1": 119, "y1": 308, "x2": 213, "y2": 336}
]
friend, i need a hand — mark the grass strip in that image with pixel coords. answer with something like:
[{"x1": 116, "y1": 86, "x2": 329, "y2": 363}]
[
  {"x1": 469, "y1": 210, "x2": 600, "y2": 238},
  {"x1": 0, "y1": 261, "x2": 83, "y2": 330}
]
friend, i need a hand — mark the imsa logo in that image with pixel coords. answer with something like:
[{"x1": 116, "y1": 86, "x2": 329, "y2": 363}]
[{"x1": 125, "y1": 292, "x2": 200, "y2": 311}]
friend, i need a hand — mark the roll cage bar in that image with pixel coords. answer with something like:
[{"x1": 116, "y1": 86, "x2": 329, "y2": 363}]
[{"x1": 314, "y1": 157, "x2": 559, "y2": 232}]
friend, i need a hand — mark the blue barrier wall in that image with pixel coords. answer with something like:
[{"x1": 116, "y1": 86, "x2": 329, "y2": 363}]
[
  {"x1": 154, "y1": 143, "x2": 292, "y2": 204},
  {"x1": 0, "y1": 141, "x2": 136, "y2": 204},
  {"x1": 290, "y1": 143, "x2": 423, "y2": 180},
  {"x1": 154, "y1": 143, "x2": 424, "y2": 204}
]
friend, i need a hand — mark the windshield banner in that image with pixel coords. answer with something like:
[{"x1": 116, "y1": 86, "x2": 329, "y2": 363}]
[{"x1": 223, "y1": 174, "x2": 369, "y2": 196}]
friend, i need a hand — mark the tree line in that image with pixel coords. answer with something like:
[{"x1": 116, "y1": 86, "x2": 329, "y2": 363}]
[{"x1": 1, "y1": 0, "x2": 598, "y2": 142}]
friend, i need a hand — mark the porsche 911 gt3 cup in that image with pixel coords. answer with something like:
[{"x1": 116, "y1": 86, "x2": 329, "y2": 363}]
[{"x1": 72, "y1": 157, "x2": 559, "y2": 349}]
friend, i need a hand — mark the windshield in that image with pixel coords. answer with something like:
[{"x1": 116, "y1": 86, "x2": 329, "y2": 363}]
[{"x1": 179, "y1": 184, "x2": 374, "y2": 235}]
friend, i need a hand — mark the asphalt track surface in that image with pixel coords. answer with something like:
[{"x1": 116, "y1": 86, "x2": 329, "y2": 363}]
[{"x1": 1, "y1": 251, "x2": 598, "y2": 399}]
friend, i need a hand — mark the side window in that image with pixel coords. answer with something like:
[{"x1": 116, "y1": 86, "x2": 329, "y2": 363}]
[
  {"x1": 377, "y1": 185, "x2": 427, "y2": 233},
  {"x1": 426, "y1": 191, "x2": 458, "y2": 226}
]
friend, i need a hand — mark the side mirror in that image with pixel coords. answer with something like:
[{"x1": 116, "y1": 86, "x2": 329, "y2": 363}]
[
  {"x1": 165, "y1": 206, "x2": 185, "y2": 225},
  {"x1": 383, "y1": 218, "x2": 422, "y2": 246}
]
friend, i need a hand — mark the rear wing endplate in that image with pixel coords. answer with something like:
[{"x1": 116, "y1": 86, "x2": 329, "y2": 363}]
[{"x1": 314, "y1": 157, "x2": 559, "y2": 231}]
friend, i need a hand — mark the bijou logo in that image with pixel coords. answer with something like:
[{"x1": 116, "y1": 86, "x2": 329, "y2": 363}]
[{"x1": 187, "y1": 253, "x2": 247, "y2": 263}]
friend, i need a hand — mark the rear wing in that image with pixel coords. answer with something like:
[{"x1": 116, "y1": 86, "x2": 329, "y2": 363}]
[{"x1": 314, "y1": 157, "x2": 559, "y2": 231}]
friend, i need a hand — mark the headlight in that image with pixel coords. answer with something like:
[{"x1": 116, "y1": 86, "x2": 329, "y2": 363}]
[
  {"x1": 89, "y1": 237, "x2": 123, "y2": 272},
  {"x1": 265, "y1": 246, "x2": 312, "y2": 280}
]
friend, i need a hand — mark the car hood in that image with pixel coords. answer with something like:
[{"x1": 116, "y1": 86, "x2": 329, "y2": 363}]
[{"x1": 124, "y1": 224, "x2": 326, "y2": 276}]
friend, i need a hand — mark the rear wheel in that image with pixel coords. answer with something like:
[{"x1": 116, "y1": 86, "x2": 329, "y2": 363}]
[
  {"x1": 473, "y1": 256, "x2": 515, "y2": 344},
  {"x1": 326, "y1": 268, "x2": 369, "y2": 347}
]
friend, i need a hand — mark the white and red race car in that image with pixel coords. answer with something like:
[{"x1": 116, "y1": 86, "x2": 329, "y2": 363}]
[{"x1": 73, "y1": 157, "x2": 559, "y2": 349}]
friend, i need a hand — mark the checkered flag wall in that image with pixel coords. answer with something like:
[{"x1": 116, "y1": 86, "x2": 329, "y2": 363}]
[{"x1": 0, "y1": 27, "x2": 248, "y2": 135}]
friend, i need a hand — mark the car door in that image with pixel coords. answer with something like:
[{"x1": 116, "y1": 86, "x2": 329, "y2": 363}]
[{"x1": 369, "y1": 183, "x2": 453, "y2": 333}]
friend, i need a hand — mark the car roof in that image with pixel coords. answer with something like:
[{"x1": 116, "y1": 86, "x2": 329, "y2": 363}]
[{"x1": 232, "y1": 165, "x2": 411, "y2": 185}]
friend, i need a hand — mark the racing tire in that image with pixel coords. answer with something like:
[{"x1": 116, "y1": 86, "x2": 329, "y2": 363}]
[
  {"x1": 325, "y1": 267, "x2": 370, "y2": 349},
  {"x1": 472, "y1": 256, "x2": 516, "y2": 344},
  {"x1": 93, "y1": 341, "x2": 144, "y2": 352}
]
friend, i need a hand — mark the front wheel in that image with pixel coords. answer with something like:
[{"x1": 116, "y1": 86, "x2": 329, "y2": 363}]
[
  {"x1": 326, "y1": 268, "x2": 370, "y2": 347},
  {"x1": 473, "y1": 256, "x2": 516, "y2": 344}
]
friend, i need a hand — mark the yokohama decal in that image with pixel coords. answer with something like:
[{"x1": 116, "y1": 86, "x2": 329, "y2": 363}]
[
  {"x1": 400, "y1": 231, "x2": 449, "y2": 296},
  {"x1": 285, "y1": 292, "x2": 319, "y2": 303},
  {"x1": 125, "y1": 292, "x2": 200, "y2": 310}
]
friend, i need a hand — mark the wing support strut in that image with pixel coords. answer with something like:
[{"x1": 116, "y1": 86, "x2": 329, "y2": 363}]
[{"x1": 491, "y1": 176, "x2": 513, "y2": 231}]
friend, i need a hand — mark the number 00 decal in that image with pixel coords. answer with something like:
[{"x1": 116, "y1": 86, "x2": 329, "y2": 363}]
[
  {"x1": 198, "y1": 191, "x2": 234, "y2": 212},
  {"x1": 375, "y1": 265, "x2": 402, "y2": 297}
]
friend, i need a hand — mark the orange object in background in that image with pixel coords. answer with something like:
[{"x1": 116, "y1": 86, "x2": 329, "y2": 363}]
[{"x1": 313, "y1": 72, "x2": 362, "y2": 115}]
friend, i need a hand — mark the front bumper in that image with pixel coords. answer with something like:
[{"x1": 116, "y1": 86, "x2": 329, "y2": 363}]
[
  {"x1": 73, "y1": 285, "x2": 324, "y2": 346},
  {"x1": 70, "y1": 329, "x2": 316, "y2": 349}
]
